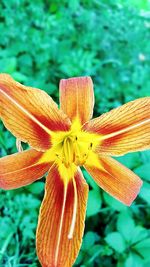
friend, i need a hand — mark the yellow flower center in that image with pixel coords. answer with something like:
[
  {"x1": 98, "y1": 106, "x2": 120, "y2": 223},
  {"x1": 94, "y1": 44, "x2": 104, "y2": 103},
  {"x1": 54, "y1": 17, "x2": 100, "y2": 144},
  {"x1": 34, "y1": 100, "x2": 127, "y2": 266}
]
[
  {"x1": 40, "y1": 118, "x2": 100, "y2": 182},
  {"x1": 56, "y1": 133, "x2": 93, "y2": 168}
]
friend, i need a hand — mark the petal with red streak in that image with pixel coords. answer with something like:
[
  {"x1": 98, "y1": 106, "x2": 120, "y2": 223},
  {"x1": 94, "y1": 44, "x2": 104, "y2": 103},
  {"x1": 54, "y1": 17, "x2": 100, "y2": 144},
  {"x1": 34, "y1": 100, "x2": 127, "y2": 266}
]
[
  {"x1": 36, "y1": 165, "x2": 88, "y2": 267},
  {"x1": 83, "y1": 98, "x2": 150, "y2": 155},
  {"x1": 59, "y1": 76, "x2": 94, "y2": 125},
  {"x1": 85, "y1": 156, "x2": 142, "y2": 206},
  {"x1": 0, "y1": 149, "x2": 51, "y2": 190},
  {"x1": 0, "y1": 74, "x2": 70, "y2": 151}
]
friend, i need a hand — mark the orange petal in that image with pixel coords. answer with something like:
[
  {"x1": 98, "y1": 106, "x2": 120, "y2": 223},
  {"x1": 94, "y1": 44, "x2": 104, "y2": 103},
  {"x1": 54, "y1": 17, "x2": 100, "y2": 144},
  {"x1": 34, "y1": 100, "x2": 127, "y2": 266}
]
[
  {"x1": 85, "y1": 156, "x2": 142, "y2": 206},
  {"x1": 0, "y1": 74, "x2": 70, "y2": 151},
  {"x1": 0, "y1": 149, "x2": 51, "y2": 189},
  {"x1": 59, "y1": 77, "x2": 94, "y2": 125},
  {"x1": 83, "y1": 98, "x2": 150, "y2": 155},
  {"x1": 36, "y1": 165, "x2": 88, "y2": 267}
]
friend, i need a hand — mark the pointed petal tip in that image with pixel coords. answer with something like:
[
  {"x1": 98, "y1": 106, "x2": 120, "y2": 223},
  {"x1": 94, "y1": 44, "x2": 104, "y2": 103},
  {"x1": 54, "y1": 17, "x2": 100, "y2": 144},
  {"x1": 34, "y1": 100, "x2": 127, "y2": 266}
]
[
  {"x1": 84, "y1": 97, "x2": 150, "y2": 155},
  {"x1": 85, "y1": 156, "x2": 143, "y2": 207},
  {"x1": 126, "y1": 179, "x2": 143, "y2": 207}
]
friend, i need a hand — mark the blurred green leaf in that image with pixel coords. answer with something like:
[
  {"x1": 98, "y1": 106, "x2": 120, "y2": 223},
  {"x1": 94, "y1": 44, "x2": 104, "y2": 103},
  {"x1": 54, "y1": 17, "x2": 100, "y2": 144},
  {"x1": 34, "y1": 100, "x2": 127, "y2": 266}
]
[
  {"x1": 82, "y1": 169, "x2": 99, "y2": 190},
  {"x1": 103, "y1": 192, "x2": 127, "y2": 212},
  {"x1": 130, "y1": 226, "x2": 148, "y2": 245},
  {"x1": 117, "y1": 153, "x2": 141, "y2": 169},
  {"x1": 87, "y1": 189, "x2": 102, "y2": 217},
  {"x1": 134, "y1": 164, "x2": 150, "y2": 181},
  {"x1": 117, "y1": 211, "x2": 135, "y2": 242},
  {"x1": 133, "y1": 238, "x2": 150, "y2": 261},
  {"x1": 124, "y1": 253, "x2": 143, "y2": 267},
  {"x1": 26, "y1": 182, "x2": 45, "y2": 195},
  {"x1": 0, "y1": 57, "x2": 17, "y2": 73},
  {"x1": 105, "y1": 232, "x2": 126, "y2": 253},
  {"x1": 139, "y1": 182, "x2": 150, "y2": 204},
  {"x1": 82, "y1": 232, "x2": 100, "y2": 250}
]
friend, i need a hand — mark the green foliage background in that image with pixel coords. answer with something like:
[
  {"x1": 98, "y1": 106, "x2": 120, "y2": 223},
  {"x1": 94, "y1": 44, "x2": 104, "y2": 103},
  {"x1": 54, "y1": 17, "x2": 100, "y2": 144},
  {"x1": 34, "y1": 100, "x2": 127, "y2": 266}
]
[{"x1": 0, "y1": 0, "x2": 150, "y2": 266}]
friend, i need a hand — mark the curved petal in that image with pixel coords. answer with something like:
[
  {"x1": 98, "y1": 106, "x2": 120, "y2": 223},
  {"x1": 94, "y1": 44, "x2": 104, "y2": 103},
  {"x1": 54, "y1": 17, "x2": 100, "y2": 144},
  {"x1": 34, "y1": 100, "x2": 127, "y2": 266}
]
[
  {"x1": 0, "y1": 74, "x2": 70, "y2": 151},
  {"x1": 36, "y1": 165, "x2": 88, "y2": 267},
  {"x1": 83, "y1": 98, "x2": 150, "y2": 155},
  {"x1": 0, "y1": 149, "x2": 51, "y2": 190},
  {"x1": 59, "y1": 76, "x2": 94, "y2": 125},
  {"x1": 84, "y1": 155, "x2": 142, "y2": 206}
]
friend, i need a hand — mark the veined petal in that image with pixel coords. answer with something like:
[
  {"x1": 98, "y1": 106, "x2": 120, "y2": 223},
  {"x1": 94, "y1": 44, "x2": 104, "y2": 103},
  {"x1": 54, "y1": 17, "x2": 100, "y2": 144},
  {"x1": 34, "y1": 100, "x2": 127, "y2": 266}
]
[
  {"x1": 83, "y1": 98, "x2": 150, "y2": 155},
  {"x1": 85, "y1": 155, "x2": 142, "y2": 206},
  {"x1": 59, "y1": 77, "x2": 94, "y2": 125},
  {"x1": 36, "y1": 165, "x2": 88, "y2": 267},
  {"x1": 0, "y1": 74, "x2": 70, "y2": 151},
  {"x1": 0, "y1": 149, "x2": 51, "y2": 190}
]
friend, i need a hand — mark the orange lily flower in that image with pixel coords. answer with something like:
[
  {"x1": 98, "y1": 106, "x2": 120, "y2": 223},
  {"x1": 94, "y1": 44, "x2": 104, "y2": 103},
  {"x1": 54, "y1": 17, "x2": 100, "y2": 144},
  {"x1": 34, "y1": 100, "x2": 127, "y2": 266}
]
[{"x1": 0, "y1": 74, "x2": 150, "y2": 267}]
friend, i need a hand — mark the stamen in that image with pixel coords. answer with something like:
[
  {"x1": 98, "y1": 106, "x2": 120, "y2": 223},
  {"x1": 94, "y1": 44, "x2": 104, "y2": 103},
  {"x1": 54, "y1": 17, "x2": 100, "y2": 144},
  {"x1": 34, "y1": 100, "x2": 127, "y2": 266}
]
[
  {"x1": 16, "y1": 139, "x2": 23, "y2": 152},
  {"x1": 63, "y1": 137, "x2": 74, "y2": 167},
  {"x1": 68, "y1": 177, "x2": 78, "y2": 239}
]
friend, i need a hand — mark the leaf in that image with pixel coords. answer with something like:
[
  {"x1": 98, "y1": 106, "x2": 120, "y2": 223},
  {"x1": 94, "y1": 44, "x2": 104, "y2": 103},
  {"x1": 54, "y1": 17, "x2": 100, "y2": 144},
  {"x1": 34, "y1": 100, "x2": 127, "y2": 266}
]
[
  {"x1": 117, "y1": 211, "x2": 135, "y2": 242},
  {"x1": 12, "y1": 71, "x2": 27, "y2": 82},
  {"x1": 134, "y1": 164, "x2": 150, "y2": 181},
  {"x1": 86, "y1": 189, "x2": 102, "y2": 217},
  {"x1": 133, "y1": 238, "x2": 150, "y2": 261},
  {"x1": 130, "y1": 226, "x2": 148, "y2": 245},
  {"x1": 125, "y1": 253, "x2": 143, "y2": 267},
  {"x1": 82, "y1": 169, "x2": 99, "y2": 190},
  {"x1": 0, "y1": 57, "x2": 17, "y2": 73},
  {"x1": 117, "y1": 153, "x2": 141, "y2": 169},
  {"x1": 139, "y1": 182, "x2": 150, "y2": 204},
  {"x1": 103, "y1": 192, "x2": 127, "y2": 212},
  {"x1": 86, "y1": 245, "x2": 103, "y2": 264},
  {"x1": 105, "y1": 232, "x2": 126, "y2": 253},
  {"x1": 26, "y1": 182, "x2": 45, "y2": 195},
  {"x1": 82, "y1": 232, "x2": 100, "y2": 250}
]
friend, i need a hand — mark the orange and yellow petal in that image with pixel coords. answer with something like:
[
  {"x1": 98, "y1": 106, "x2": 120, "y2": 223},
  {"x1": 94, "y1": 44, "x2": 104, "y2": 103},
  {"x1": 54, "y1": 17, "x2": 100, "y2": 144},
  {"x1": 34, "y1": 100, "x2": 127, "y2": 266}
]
[
  {"x1": 84, "y1": 155, "x2": 142, "y2": 206},
  {"x1": 83, "y1": 98, "x2": 150, "y2": 156},
  {"x1": 0, "y1": 149, "x2": 51, "y2": 190},
  {"x1": 36, "y1": 165, "x2": 88, "y2": 267},
  {"x1": 59, "y1": 77, "x2": 94, "y2": 125},
  {"x1": 0, "y1": 74, "x2": 70, "y2": 151}
]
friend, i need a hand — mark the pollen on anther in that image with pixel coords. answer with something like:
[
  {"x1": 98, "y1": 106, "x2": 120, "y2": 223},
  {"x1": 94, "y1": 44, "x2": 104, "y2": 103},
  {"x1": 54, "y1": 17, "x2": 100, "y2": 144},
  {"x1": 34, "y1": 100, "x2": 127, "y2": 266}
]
[{"x1": 89, "y1": 143, "x2": 93, "y2": 150}]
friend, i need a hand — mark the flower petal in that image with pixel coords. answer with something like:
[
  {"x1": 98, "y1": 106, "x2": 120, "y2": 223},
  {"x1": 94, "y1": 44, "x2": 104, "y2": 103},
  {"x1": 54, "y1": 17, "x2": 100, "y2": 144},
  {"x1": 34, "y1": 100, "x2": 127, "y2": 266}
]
[
  {"x1": 0, "y1": 149, "x2": 51, "y2": 189},
  {"x1": 83, "y1": 98, "x2": 150, "y2": 155},
  {"x1": 59, "y1": 76, "x2": 94, "y2": 125},
  {"x1": 36, "y1": 165, "x2": 88, "y2": 267},
  {"x1": 85, "y1": 155, "x2": 142, "y2": 206},
  {"x1": 0, "y1": 74, "x2": 70, "y2": 151}
]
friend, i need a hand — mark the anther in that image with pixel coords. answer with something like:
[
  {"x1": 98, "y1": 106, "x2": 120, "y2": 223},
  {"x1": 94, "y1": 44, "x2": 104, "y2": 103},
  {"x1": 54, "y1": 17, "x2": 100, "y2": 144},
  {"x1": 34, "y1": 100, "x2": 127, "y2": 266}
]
[{"x1": 89, "y1": 142, "x2": 93, "y2": 150}]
